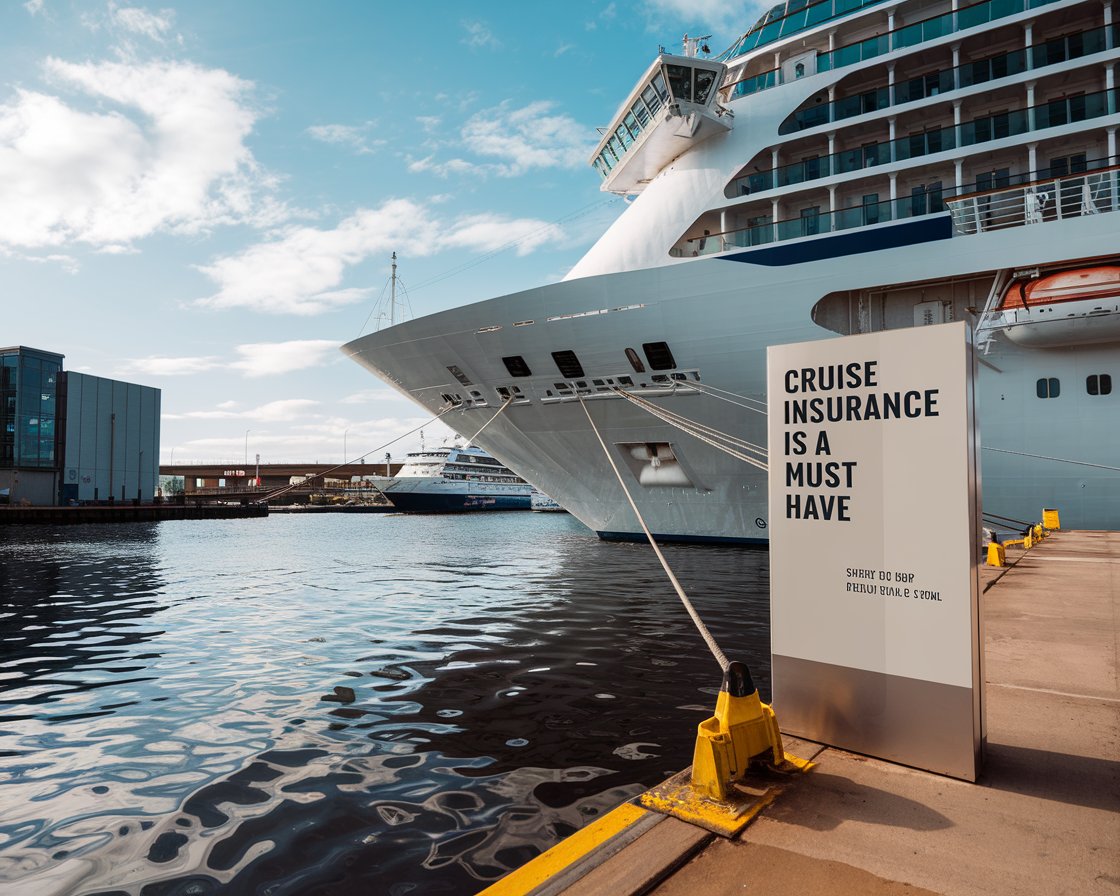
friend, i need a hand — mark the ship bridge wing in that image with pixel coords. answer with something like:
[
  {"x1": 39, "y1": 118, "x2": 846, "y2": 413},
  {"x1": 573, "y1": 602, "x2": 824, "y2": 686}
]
[{"x1": 590, "y1": 54, "x2": 731, "y2": 196}]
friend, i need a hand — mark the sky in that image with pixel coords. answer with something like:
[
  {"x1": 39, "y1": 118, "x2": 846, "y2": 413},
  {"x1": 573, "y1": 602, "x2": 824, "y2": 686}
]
[{"x1": 2, "y1": 0, "x2": 763, "y2": 466}]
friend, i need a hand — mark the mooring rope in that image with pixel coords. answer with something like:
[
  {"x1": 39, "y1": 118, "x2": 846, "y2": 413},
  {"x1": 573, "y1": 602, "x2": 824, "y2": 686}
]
[
  {"x1": 688, "y1": 380, "x2": 768, "y2": 414},
  {"x1": 982, "y1": 446, "x2": 1120, "y2": 473},
  {"x1": 610, "y1": 387, "x2": 769, "y2": 472},
  {"x1": 467, "y1": 393, "x2": 515, "y2": 443},
  {"x1": 579, "y1": 397, "x2": 731, "y2": 673},
  {"x1": 261, "y1": 404, "x2": 456, "y2": 503}
]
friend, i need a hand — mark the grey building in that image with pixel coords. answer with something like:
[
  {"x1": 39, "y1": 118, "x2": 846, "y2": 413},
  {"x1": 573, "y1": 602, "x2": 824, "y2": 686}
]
[
  {"x1": 1, "y1": 346, "x2": 160, "y2": 505},
  {"x1": 59, "y1": 373, "x2": 160, "y2": 504}
]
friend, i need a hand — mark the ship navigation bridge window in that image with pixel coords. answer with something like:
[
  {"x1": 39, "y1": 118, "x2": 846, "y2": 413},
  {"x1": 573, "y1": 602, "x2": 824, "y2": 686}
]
[
  {"x1": 1086, "y1": 374, "x2": 1112, "y2": 396},
  {"x1": 1036, "y1": 377, "x2": 1060, "y2": 399}
]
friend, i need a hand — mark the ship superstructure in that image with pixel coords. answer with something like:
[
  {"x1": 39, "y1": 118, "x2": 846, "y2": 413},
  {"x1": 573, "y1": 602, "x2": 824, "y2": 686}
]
[{"x1": 345, "y1": 0, "x2": 1120, "y2": 541}]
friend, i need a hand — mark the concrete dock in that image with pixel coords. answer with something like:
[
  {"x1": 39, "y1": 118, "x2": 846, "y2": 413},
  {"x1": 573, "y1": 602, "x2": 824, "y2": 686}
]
[{"x1": 485, "y1": 530, "x2": 1119, "y2": 896}]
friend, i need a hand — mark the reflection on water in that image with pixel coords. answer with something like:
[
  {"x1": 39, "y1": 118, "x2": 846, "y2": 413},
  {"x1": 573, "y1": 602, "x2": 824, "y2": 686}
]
[{"x1": 0, "y1": 514, "x2": 769, "y2": 895}]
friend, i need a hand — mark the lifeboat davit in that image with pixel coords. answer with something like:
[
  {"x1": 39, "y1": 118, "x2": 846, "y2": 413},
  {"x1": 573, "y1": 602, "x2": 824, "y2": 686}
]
[{"x1": 998, "y1": 265, "x2": 1120, "y2": 347}]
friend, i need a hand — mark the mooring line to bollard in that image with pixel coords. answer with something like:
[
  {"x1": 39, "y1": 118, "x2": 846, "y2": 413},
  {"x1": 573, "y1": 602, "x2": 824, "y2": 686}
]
[
  {"x1": 579, "y1": 396, "x2": 730, "y2": 673},
  {"x1": 261, "y1": 403, "x2": 457, "y2": 503}
]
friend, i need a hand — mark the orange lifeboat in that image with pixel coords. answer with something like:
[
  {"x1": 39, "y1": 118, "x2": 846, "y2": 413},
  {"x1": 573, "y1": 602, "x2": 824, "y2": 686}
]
[
  {"x1": 998, "y1": 265, "x2": 1120, "y2": 347},
  {"x1": 999, "y1": 265, "x2": 1120, "y2": 309}
]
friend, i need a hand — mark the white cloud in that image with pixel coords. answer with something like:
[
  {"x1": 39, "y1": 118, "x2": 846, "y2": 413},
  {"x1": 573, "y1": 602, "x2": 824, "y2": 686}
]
[
  {"x1": 24, "y1": 0, "x2": 44, "y2": 15},
  {"x1": 111, "y1": 5, "x2": 175, "y2": 41},
  {"x1": 195, "y1": 199, "x2": 426, "y2": 315},
  {"x1": 195, "y1": 200, "x2": 564, "y2": 314},
  {"x1": 440, "y1": 213, "x2": 560, "y2": 257},
  {"x1": 307, "y1": 121, "x2": 385, "y2": 155},
  {"x1": 118, "y1": 355, "x2": 223, "y2": 376},
  {"x1": 339, "y1": 388, "x2": 402, "y2": 405},
  {"x1": 407, "y1": 101, "x2": 592, "y2": 180},
  {"x1": 461, "y1": 20, "x2": 500, "y2": 50},
  {"x1": 230, "y1": 340, "x2": 341, "y2": 377},
  {"x1": 642, "y1": 0, "x2": 761, "y2": 41},
  {"x1": 0, "y1": 56, "x2": 279, "y2": 250},
  {"x1": 163, "y1": 398, "x2": 320, "y2": 422}
]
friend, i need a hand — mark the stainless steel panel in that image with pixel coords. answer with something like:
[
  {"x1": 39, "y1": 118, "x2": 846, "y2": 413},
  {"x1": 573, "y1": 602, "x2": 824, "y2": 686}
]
[{"x1": 773, "y1": 653, "x2": 982, "y2": 781}]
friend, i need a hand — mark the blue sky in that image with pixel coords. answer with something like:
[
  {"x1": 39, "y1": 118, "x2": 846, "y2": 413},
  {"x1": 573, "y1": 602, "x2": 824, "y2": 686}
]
[{"x1": 2, "y1": 0, "x2": 760, "y2": 465}]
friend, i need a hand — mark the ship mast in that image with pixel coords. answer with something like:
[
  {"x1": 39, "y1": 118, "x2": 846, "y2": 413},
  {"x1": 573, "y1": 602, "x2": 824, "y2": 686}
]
[{"x1": 390, "y1": 251, "x2": 398, "y2": 327}]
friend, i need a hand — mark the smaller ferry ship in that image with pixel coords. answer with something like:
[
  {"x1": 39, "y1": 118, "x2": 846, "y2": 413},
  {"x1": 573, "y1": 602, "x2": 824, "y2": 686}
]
[
  {"x1": 374, "y1": 443, "x2": 534, "y2": 512},
  {"x1": 530, "y1": 492, "x2": 566, "y2": 512}
]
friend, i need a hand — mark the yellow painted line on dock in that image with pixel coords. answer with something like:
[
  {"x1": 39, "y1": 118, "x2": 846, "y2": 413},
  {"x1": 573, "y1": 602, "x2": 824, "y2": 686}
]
[{"x1": 476, "y1": 801, "x2": 649, "y2": 896}]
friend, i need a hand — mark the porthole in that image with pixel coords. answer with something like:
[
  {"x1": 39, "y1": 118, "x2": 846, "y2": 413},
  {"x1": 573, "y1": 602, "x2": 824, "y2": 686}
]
[
  {"x1": 1035, "y1": 377, "x2": 1060, "y2": 399},
  {"x1": 1087, "y1": 373, "x2": 1112, "y2": 396}
]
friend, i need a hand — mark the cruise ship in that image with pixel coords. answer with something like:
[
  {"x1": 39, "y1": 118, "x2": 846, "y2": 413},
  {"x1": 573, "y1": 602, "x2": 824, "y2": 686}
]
[
  {"x1": 370, "y1": 443, "x2": 534, "y2": 512},
  {"x1": 344, "y1": 0, "x2": 1120, "y2": 543}
]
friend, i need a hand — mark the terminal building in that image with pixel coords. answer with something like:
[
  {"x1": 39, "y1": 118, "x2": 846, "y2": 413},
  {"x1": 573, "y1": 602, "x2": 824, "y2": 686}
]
[{"x1": 1, "y1": 346, "x2": 160, "y2": 506}]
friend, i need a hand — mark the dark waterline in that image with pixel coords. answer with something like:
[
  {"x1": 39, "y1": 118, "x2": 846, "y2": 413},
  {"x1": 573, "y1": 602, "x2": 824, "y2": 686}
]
[{"x1": 0, "y1": 514, "x2": 771, "y2": 895}]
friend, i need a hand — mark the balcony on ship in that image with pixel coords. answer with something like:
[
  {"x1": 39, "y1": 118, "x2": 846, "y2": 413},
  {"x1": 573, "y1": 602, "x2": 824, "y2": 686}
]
[
  {"x1": 946, "y1": 161, "x2": 1120, "y2": 233},
  {"x1": 720, "y1": 0, "x2": 1073, "y2": 105},
  {"x1": 672, "y1": 149, "x2": 1116, "y2": 256},
  {"x1": 590, "y1": 54, "x2": 732, "y2": 195}
]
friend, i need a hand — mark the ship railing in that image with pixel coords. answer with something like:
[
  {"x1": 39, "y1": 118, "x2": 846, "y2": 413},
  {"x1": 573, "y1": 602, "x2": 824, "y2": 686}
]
[
  {"x1": 945, "y1": 164, "x2": 1120, "y2": 236},
  {"x1": 741, "y1": 88, "x2": 1119, "y2": 197},
  {"x1": 674, "y1": 191, "x2": 947, "y2": 257},
  {"x1": 778, "y1": 22, "x2": 1118, "y2": 135},
  {"x1": 723, "y1": 0, "x2": 1063, "y2": 101}
]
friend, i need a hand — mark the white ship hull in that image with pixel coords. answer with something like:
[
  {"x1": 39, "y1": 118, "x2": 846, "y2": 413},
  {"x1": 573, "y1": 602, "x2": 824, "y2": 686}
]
[
  {"x1": 345, "y1": 213, "x2": 1120, "y2": 540},
  {"x1": 344, "y1": 0, "x2": 1120, "y2": 541}
]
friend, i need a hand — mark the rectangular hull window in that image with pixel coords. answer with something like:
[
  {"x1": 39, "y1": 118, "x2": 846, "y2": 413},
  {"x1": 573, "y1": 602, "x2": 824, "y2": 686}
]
[
  {"x1": 502, "y1": 356, "x2": 532, "y2": 377},
  {"x1": 642, "y1": 342, "x2": 676, "y2": 371},
  {"x1": 552, "y1": 350, "x2": 585, "y2": 379}
]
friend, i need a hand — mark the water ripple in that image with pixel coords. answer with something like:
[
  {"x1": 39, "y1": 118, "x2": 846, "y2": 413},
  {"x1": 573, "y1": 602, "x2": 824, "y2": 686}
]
[{"x1": 0, "y1": 514, "x2": 770, "y2": 894}]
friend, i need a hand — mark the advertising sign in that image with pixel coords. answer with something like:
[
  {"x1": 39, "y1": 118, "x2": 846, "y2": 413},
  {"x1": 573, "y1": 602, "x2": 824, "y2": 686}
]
[{"x1": 767, "y1": 321, "x2": 983, "y2": 780}]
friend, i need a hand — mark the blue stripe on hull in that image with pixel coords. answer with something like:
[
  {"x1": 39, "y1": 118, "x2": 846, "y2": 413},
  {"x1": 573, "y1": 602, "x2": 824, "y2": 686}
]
[
  {"x1": 722, "y1": 216, "x2": 953, "y2": 267},
  {"x1": 386, "y1": 492, "x2": 532, "y2": 512},
  {"x1": 596, "y1": 530, "x2": 769, "y2": 546}
]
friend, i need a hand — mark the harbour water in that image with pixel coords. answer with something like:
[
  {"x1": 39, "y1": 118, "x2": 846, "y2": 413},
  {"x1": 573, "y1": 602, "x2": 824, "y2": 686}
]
[{"x1": 0, "y1": 514, "x2": 770, "y2": 895}]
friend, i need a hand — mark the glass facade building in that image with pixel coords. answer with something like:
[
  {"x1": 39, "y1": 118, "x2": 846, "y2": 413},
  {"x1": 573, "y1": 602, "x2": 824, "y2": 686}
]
[{"x1": 1, "y1": 346, "x2": 63, "y2": 471}]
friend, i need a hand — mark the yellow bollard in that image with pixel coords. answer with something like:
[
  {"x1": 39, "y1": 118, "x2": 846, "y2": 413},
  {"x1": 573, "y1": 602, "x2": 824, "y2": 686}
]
[
  {"x1": 691, "y1": 662, "x2": 785, "y2": 801},
  {"x1": 1042, "y1": 508, "x2": 1060, "y2": 530},
  {"x1": 986, "y1": 541, "x2": 1006, "y2": 567}
]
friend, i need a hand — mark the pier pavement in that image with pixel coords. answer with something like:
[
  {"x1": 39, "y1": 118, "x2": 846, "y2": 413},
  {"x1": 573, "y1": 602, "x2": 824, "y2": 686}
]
[{"x1": 493, "y1": 530, "x2": 1119, "y2": 896}]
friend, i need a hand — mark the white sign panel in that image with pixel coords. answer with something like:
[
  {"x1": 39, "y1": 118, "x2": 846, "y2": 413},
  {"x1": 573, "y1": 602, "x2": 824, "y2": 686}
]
[{"x1": 767, "y1": 321, "x2": 983, "y2": 780}]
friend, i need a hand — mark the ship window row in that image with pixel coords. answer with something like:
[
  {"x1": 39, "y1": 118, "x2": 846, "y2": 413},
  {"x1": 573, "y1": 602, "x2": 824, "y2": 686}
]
[
  {"x1": 500, "y1": 344, "x2": 678, "y2": 382},
  {"x1": 779, "y1": 23, "x2": 1118, "y2": 135},
  {"x1": 739, "y1": 88, "x2": 1118, "y2": 197},
  {"x1": 725, "y1": 0, "x2": 1063, "y2": 101},
  {"x1": 817, "y1": 0, "x2": 1061, "y2": 73},
  {"x1": 594, "y1": 60, "x2": 722, "y2": 180},
  {"x1": 688, "y1": 149, "x2": 1116, "y2": 256},
  {"x1": 593, "y1": 74, "x2": 670, "y2": 178},
  {"x1": 1034, "y1": 374, "x2": 1114, "y2": 398},
  {"x1": 731, "y1": 0, "x2": 891, "y2": 59}
]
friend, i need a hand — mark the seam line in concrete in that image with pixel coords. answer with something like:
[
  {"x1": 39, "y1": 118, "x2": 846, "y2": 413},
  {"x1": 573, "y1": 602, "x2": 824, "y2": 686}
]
[{"x1": 988, "y1": 682, "x2": 1120, "y2": 704}]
